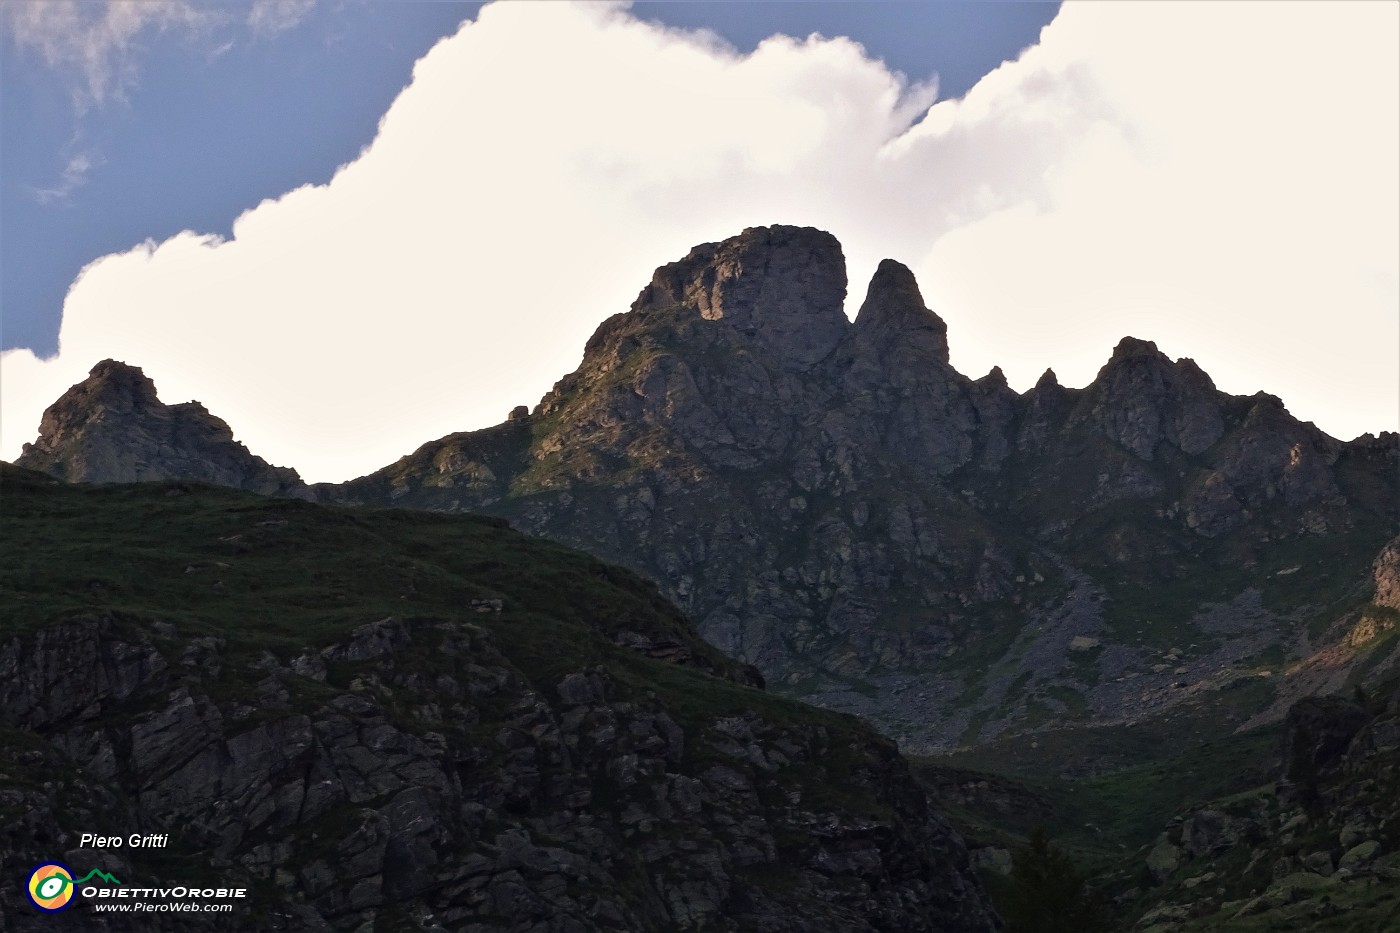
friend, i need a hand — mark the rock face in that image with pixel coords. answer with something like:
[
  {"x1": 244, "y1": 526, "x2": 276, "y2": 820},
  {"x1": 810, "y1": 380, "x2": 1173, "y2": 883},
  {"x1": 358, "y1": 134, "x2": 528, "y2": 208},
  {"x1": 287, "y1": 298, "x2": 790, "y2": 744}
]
[
  {"x1": 1372, "y1": 536, "x2": 1400, "y2": 610},
  {"x1": 16, "y1": 226, "x2": 1399, "y2": 751},
  {"x1": 0, "y1": 469, "x2": 998, "y2": 932},
  {"x1": 0, "y1": 617, "x2": 992, "y2": 932},
  {"x1": 16, "y1": 359, "x2": 309, "y2": 498}
]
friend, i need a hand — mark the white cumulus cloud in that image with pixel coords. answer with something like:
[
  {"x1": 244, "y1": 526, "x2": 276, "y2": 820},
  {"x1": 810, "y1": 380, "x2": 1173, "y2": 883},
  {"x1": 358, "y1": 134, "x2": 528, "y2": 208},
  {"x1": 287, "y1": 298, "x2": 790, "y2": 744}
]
[{"x1": 2, "y1": 0, "x2": 1395, "y2": 483}]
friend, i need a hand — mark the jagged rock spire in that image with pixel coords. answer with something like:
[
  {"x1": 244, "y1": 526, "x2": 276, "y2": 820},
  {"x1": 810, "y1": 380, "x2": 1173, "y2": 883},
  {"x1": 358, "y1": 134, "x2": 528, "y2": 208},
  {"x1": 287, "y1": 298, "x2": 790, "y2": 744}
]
[{"x1": 852, "y1": 258, "x2": 949, "y2": 364}]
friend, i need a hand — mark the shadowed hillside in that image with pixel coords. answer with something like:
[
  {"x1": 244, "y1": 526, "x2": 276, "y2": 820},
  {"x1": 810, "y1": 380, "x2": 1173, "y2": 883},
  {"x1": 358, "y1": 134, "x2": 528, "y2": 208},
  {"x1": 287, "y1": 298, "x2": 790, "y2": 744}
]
[{"x1": 0, "y1": 464, "x2": 996, "y2": 931}]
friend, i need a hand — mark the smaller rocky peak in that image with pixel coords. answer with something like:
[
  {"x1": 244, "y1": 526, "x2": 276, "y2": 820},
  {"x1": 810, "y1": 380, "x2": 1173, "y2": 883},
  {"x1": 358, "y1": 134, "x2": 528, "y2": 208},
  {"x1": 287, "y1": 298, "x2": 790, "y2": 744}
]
[
  {"x1": 1017, "y1": 367, "x2": 1072, "y2": 452},
  {"x1": 1084, "y1": 335, "x2": 1176, "y2": 400},
  {"x1": 1235, "y1": 393, "x2": 1294, "y2": 434},
  {"x1": 1109, "y1": 336, "x2": 1166, "y2": 363},
  {"x1": 851, "y1": 259, "x2": 949, "y2": 364},
  {"x1": 1349, "y1": 431, "x2": 1400, "y2": 464},
  {"x1": 856, "y1": 259, "x2": 924, "y2": 321},
  {"x1": 171, "y1": 400, "x2": 213, "y2": 418},
  {"x1": 1234, "y1": 392, "x2": 1336, "y2": 454},
  {"x1": 16, "y1": 359, "x2": 308, "y2": 498},
  {"x1": 1348, "y1": 431, "x2": 1398, "y2": 451},
  {"x1": 628, "y1": 225, "x2": 849, "y2": 372},
  {"x1": 976, "y1": 366, "x2": 1008, "y2": 388},
  {"x1": 1024, "y1": 368, "x2": 1072, "y2": 410},
  {"x1": 1081, "y1": 337, "x2": 1208, "y2": 460},
  {"x1": 630, "y1": 242, "x2": 721, "y2": 316}
]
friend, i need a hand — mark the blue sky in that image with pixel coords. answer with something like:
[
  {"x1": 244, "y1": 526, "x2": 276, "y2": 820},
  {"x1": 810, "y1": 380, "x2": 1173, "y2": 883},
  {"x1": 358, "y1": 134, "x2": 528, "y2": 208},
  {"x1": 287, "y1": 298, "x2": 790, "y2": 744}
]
[
  {"x1": 1, "y1": 2, "x2": 1394, "y2": 482},
  {"x1": 2, "y1": 1, "x2": 1057, "y2": 356}
]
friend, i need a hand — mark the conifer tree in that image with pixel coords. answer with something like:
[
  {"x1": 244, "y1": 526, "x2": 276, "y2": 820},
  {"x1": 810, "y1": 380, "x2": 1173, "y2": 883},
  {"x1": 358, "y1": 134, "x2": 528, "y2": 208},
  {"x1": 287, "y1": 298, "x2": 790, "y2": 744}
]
[{"x1": 1001, "y1": 827, "x2": 1109, "y2": 933}]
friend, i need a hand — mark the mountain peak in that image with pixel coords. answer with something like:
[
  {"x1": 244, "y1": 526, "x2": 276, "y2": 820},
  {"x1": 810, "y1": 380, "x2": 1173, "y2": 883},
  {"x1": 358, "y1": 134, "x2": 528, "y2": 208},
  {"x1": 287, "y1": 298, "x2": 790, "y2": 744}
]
[
  {"x1": 1082, "y1": 336, "x2": 1233, "y2": 459},
  {"x1": 851, "y1": 258, "x2": 949, "y2": 364},
  {"x1": 630, "y1": 225, "x2": 848, "y2": 371},
  {"x1": 77, "y1": 358, "x2": 161, "y2": 411},
  {"x1": 18, "y1": 360, "x2": 158, "y2": 461},
  {"x1": 16, "y1": 360, "x2": 307, "y2": 497},
  {"x1": 1110, "y1": 336, "x2": 1165, "y2": 362},
  {"x1": 858, "y1": 258, "x2": 923, "y2": 315},
  {"x1": 978, "y1": 365, "x2": 1008, "y2": 387}
]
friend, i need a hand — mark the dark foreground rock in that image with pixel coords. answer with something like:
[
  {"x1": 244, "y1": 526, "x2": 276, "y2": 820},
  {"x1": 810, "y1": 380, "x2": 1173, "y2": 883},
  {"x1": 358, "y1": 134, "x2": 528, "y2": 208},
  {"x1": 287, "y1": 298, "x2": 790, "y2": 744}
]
[
  {"x1": 1122, "y1": 679, "x2": 1400, "y2": 931},
  {"x1": 0, "y1": 470, "x2": 998, "y2": 932},
  {"x1": 0, "y1": 616, "x2": 995, "y2": 932}
]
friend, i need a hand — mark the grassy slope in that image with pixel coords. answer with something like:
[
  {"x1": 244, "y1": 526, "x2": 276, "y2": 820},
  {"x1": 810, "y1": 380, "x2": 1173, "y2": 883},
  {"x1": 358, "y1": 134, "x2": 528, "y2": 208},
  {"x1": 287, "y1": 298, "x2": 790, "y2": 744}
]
[
  {"x1": 0, "y1": 462, "x2": 886, "y2": 793},
  {"x1": 912, "y1": 725, "x2": 1279, "y2": 866}
]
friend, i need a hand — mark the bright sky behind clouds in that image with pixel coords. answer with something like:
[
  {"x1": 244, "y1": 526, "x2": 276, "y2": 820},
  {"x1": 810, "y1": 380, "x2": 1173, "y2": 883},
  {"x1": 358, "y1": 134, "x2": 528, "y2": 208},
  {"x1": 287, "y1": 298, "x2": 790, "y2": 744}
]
[{"x1": 2, "y1": 1, "x2": 1396, "y2": 483}]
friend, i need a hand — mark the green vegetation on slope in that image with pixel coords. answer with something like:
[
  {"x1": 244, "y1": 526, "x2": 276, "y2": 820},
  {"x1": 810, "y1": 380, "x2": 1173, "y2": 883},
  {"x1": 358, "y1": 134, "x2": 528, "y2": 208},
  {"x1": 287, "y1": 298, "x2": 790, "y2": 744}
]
[
  {"x1": 0, "y1": 463, "x2": 874, "y2": 743},
  {"x1": 913, "y1": 724, "x2": 1279, "y2": 866}
]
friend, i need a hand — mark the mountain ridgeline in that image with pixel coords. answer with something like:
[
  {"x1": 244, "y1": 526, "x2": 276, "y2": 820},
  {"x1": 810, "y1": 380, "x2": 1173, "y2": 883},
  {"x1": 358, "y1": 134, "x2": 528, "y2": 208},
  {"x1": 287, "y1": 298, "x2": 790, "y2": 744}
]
[{"x1": 15, "y1": 226, "x2": 1400, "y2": 755}]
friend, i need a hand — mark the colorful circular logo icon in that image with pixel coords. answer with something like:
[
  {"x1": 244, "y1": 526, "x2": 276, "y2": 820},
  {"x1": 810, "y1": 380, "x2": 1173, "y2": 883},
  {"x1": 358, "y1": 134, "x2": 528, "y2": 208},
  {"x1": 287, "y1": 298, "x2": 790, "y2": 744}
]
[{"x1": 27, "y1": 862, "x2": 76, "y2": 912}]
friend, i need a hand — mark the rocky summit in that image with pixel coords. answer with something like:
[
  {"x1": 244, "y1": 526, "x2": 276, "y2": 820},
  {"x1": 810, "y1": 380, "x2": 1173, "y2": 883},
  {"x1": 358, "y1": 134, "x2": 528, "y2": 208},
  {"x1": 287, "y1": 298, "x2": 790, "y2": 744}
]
[{"x1": 16, "y1": 358, "x2": 309, "y2": 499}]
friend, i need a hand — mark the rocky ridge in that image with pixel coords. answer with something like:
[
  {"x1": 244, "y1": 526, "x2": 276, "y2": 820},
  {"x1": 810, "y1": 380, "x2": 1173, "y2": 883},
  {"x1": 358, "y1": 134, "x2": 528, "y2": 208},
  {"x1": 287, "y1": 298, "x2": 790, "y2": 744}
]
[
  {"x1": 324, "y1": 226, "x2": 1399, "y2": 750},
  {"x1": 14, "y1": 226, "x2": 1399, "y2": 753}
]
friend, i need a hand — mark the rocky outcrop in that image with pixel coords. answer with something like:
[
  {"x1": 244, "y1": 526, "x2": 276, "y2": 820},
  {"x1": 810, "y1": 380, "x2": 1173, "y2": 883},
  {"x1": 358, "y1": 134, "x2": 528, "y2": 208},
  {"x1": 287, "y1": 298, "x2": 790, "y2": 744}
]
[
  {"x1": 1372, "y1": 536, "x2": 1400, "y2": 610},
  {"x1": 1277, "y1": 695, "x2": 1374, "y2": 793},
  {"x1": 836, "y1": 257, "x2": 980, "y2": 476},
  {"x1": 16, "y1": 359, "x2": 309, "y2": 498},
  {"x1": 0, "y1": 614, "x2": 996, "y2": 932}
]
